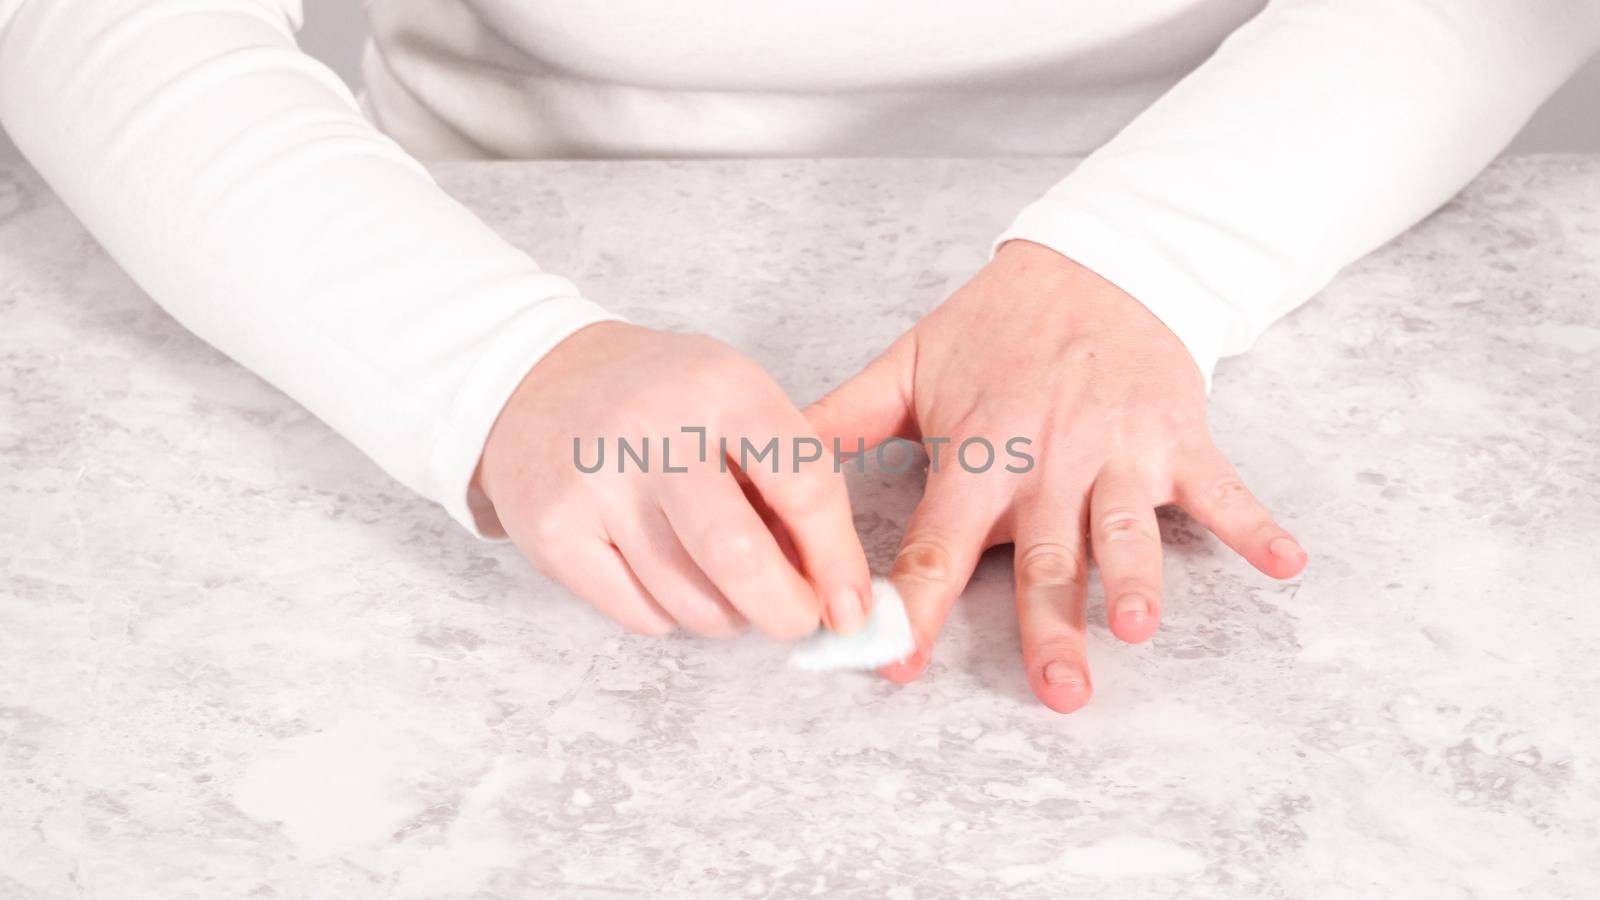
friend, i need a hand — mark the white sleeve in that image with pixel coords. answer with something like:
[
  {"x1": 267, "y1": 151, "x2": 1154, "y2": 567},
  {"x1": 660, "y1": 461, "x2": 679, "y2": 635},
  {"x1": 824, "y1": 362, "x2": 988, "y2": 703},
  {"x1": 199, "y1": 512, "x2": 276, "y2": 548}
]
[
  {"x1": 997, "y1": 0, "x2": 1600, "y2": 387},
  {"x1": 0, "y1": 0, "x2": 619, "y2": 537}
]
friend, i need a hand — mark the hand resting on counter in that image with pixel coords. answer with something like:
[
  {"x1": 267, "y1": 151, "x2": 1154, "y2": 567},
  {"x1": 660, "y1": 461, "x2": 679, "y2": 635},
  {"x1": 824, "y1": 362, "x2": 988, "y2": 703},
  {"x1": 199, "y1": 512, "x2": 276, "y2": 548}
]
[{"x1": 808, "y1": 240, "x2": 1309, "y2": 713}]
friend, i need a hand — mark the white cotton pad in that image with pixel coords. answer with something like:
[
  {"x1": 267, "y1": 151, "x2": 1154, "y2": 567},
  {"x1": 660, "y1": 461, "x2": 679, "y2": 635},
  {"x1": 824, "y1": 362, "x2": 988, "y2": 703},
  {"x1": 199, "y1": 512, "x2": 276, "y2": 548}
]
[{"x1": 788, "y1": 577, "x2": 916, "y2": 672}]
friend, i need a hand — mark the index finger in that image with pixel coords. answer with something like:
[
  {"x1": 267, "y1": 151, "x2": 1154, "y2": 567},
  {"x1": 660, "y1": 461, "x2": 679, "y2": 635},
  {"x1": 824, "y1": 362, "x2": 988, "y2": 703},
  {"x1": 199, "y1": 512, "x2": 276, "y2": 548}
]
[
  {"x1": 728, "y1": 403, "x2": 874, "y2": 634},
  {"x1": 878, "y1": 468, "x2": 1003, "y2": 683}
]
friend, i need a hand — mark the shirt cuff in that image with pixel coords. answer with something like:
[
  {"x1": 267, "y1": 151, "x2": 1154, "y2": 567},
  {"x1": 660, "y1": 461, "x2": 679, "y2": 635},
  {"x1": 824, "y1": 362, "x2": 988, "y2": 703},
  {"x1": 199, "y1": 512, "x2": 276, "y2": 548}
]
[
  {"x1": 427, "y1": 293, "x2": 623, "y2": 539},
  {"x1": 994, "y1": 202, "x2": 1237, "y2": 391}
]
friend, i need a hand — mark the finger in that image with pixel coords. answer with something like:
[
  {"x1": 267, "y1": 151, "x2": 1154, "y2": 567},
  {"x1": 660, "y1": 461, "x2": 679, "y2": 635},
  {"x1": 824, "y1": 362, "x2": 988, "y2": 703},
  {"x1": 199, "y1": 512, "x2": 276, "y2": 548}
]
[
  {"x1": 1013, "y1": 492, "x2": 1094, "y2": 714},
  {"x1": 745, "y1": 479, "x2": 802, "y2": 570},
  {"x1": 1173, "y1": 438, "x2": 1308, "y2": 579},
  {"x1": 878, "y1": 470, "x2": 1000, "y2": 684},
  {"x1": 804, "y1": 337, "x2": 915, "y2": 451},
  {"x1": 608, "y1": 505, "x2": 746, "y2": 638},
  {"x1": 1089, "y1": 464, "x2": 1164, "y2": 644},
  {"x1": 658, "y1": 470, "x2": 821, "y2": 640},
  {"x1": 730, "y1": 404, "x2": 873, "y2": 634},
  {"x1": 543, "y1": 539, "x2": 677, "y2": 637}
]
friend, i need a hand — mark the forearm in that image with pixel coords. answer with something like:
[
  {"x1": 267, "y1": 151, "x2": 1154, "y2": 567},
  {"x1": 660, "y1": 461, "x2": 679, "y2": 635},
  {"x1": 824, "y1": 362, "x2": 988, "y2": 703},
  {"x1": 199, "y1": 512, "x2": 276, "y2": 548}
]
[{"x1": 0, "y1": 0, "x2": 615, "y2": 535}]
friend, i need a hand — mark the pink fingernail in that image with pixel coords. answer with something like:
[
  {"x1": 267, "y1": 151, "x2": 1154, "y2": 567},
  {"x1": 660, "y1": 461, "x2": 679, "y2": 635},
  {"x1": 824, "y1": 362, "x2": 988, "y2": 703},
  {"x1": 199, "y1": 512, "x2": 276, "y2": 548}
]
[
  {"x1": 1269, "y1": 537, "x2": 1302, "y2": 559},
  {"x1": 1114, "y1": 594, "x2": 1149, "y2": 623}
]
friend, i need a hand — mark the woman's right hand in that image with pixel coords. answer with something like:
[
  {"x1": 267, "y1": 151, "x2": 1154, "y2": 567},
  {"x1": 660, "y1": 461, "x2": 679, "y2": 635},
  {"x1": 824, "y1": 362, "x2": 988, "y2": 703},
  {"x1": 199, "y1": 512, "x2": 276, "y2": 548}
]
[{"x1": 478, "y1": 322, "x2": 872, "y2": 639}]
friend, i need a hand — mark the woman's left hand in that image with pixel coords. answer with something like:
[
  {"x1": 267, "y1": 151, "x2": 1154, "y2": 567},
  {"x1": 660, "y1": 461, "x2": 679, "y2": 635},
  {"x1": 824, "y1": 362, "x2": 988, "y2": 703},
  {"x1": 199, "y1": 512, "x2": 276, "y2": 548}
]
[{"x1": 806, "y1": 240, "x2": 1307, "y2": 713}]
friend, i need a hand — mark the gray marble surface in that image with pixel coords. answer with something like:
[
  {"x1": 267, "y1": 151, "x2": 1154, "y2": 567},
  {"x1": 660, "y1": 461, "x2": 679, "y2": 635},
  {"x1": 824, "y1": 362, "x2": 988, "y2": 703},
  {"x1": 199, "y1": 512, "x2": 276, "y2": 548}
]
[{"x1": 2, "y1": 155, "x2": 1598, "y2": 898}]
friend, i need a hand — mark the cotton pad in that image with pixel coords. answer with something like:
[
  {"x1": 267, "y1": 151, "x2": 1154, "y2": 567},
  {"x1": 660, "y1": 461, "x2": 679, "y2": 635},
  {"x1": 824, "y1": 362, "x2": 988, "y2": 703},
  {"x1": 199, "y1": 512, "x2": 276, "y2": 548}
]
[{"x1": 788, "y1": 577, "x2": 916, "y2": 672}]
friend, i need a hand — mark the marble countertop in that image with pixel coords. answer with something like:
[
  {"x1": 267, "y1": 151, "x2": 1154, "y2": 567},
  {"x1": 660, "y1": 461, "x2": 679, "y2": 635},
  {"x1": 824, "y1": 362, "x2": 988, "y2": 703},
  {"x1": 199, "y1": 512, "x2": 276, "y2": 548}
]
[{"x1": 2, "y1": 155, "x2": 1598, "y2": 898}]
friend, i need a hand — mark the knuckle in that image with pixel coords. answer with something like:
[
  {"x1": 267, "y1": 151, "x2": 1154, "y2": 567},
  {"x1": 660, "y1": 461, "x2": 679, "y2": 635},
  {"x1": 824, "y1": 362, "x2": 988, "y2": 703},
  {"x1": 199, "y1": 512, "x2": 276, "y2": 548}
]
[
  {"x1": 1156, "y1": 405, "x2": 1206, "y2": 438},
  {"x1": 698, "y1": 528, "x2": 767, "y2": 580},
  {"x1": 1097, "y1": 508, "x2": 1155, "y2": 543},
  {"x1": 1017, "y1": 542, "x2": 1086, "y2": 588},
  {"x1": 893, "y1": 539, "x2": 956, "y2": 584},
  {"x1": 1029, "y1": 635, "x2": 1088, "y2": 667},
  {"x1": 1208, "y1": 477, "x2": 1255, "y2": 510},
  {"x1": 523, "y1": 509, "x2": 575, "y2": 550}
]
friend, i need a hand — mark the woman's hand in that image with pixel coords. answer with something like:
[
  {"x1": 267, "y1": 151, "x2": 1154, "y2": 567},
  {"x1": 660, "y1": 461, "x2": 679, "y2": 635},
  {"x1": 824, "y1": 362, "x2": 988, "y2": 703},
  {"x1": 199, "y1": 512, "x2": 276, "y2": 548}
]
[
  {"x1": 807, "y1": 240, "x2": 1307, "y2": 713},
  {"x1": 479, "y1": 322, "x2": 872, "y2": 639}
]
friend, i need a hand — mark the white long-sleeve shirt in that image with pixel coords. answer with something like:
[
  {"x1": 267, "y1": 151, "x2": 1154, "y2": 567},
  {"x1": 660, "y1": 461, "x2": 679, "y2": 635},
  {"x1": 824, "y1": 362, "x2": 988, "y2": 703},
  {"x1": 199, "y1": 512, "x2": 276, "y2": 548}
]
[{"x1": 2, "y1": 1, "x2": 1596, "y2": 536}]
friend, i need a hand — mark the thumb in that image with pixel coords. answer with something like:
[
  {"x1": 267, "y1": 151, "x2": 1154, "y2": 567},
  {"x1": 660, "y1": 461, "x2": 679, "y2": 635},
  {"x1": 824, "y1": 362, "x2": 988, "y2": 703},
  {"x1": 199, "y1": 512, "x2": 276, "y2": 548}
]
[{"x1": 804, "y1": 336, "x2": 916, "y2": 451}]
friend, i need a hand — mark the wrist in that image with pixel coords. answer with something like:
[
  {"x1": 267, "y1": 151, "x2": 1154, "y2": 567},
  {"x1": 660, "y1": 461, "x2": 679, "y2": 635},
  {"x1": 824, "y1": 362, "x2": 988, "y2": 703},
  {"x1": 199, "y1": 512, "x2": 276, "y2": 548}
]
[
  {"x1": 989, "y1": 238, "x2": 1207, "y2": 388},
  {"x1": 475, "y1": 319, "x2": 634, "y2": 513}
]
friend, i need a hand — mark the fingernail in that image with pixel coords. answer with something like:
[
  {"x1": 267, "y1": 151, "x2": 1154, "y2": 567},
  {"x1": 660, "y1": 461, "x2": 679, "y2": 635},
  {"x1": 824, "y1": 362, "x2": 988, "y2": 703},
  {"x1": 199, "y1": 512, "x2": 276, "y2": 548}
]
[
  {"x1": 1114, "y1": 594, "x2": 1148, "y2": 623},
  {"x1": 1269, "y1": 537, "x2": 1302, "y2": 559},
  {"x1": 1042, "y1": 660, "x2": 1084, "y2": 686},
  {"x1": 879, "y1": 646, "x2": 927, "y2": 683},
  {"x1": 829, "y1": 585, "x2": 866, "y2": 634}
]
